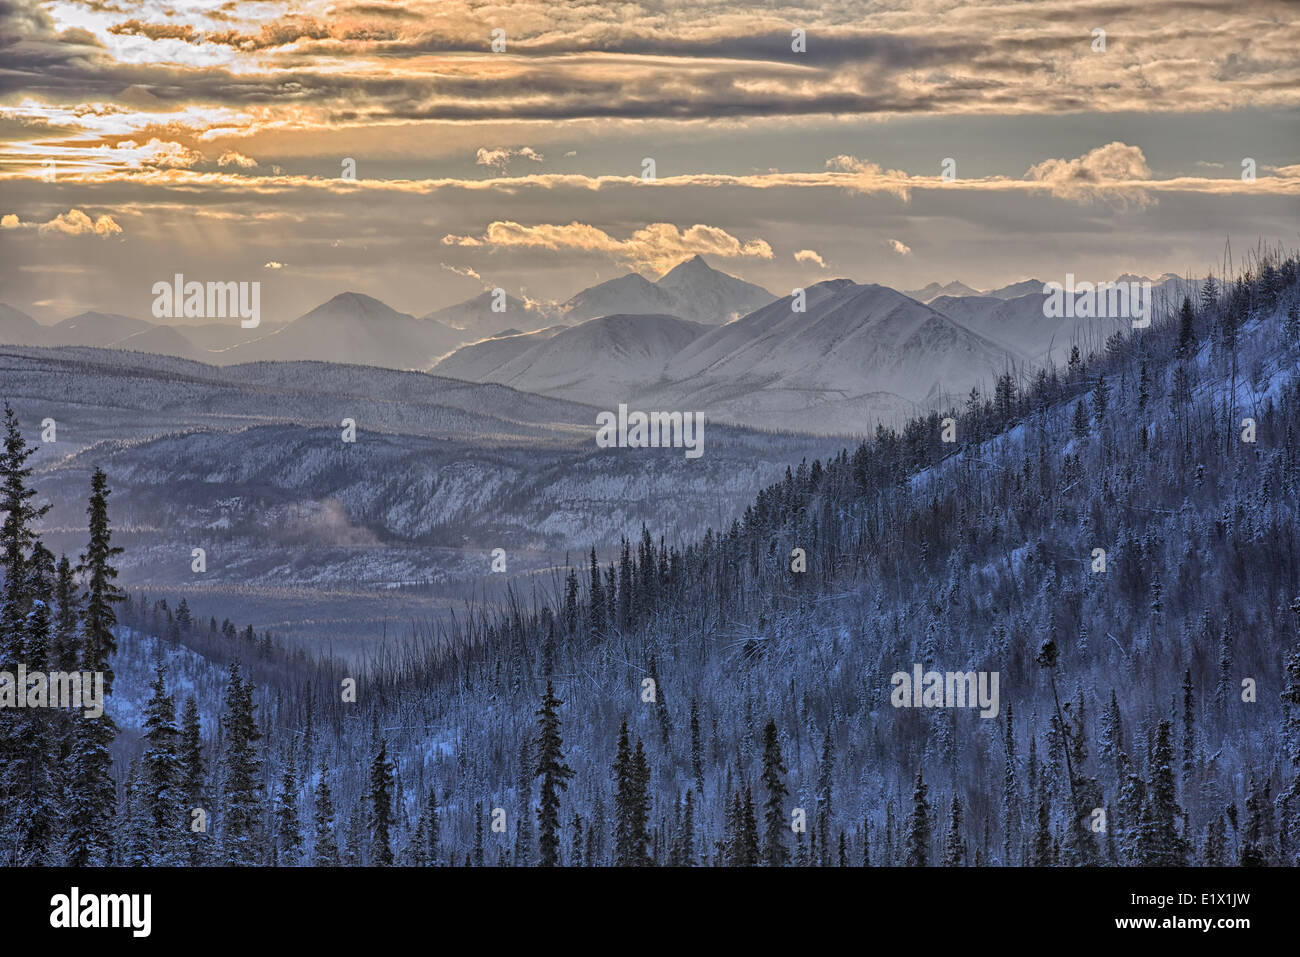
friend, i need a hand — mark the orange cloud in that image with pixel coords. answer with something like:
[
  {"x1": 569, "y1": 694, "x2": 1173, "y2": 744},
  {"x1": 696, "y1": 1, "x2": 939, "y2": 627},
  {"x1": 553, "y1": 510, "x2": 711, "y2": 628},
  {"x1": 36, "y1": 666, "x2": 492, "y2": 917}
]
[
  {"x1": 2, "y1": 208, "x2": 123, "y2": 237},
  {"x1": 443, "y1": 220, "x2": 773, "y2": 271}
]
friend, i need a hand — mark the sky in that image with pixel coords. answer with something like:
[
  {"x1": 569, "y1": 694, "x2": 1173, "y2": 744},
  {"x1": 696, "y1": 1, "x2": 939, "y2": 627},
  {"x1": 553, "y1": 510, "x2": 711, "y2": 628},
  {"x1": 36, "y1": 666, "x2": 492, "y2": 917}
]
[{"x1": 0, "y1": 0, "x2": 1296, "y2": 323}]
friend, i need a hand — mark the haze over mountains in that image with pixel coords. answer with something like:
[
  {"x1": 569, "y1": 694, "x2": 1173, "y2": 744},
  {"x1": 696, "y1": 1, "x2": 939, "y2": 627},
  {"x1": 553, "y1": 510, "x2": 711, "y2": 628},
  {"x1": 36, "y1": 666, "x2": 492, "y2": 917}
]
[
  {"x1": 1, "y1": 261, "x2": 1205, "y2": 435},
  {"x1": 1, "y1": 343, "x2": 839, "y2": 648}
]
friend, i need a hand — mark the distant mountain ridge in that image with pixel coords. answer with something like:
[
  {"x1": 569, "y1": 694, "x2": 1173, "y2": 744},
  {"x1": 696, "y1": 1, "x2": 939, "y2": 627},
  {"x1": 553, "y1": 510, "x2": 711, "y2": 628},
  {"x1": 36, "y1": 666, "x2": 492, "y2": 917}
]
[
  {"x1": 561, "y1": 254, "x2": 773, "y2": 326},
  {"x1": 3, "y1": 265, "x2": 1209, "y2": 434}
]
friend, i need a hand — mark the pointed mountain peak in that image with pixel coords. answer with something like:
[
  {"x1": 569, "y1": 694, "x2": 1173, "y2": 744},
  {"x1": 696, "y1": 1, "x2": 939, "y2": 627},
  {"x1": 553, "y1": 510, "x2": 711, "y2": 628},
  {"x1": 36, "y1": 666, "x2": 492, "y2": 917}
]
[
  {"x1": 298, "y1": 291, "x2": 417, "y2": 324},
  {"x1": 324, "y1": 291, "x2": 386, "y2": 308},
  {"x1": 658, "y1": 254, "x2": 715, "y2": 282}
]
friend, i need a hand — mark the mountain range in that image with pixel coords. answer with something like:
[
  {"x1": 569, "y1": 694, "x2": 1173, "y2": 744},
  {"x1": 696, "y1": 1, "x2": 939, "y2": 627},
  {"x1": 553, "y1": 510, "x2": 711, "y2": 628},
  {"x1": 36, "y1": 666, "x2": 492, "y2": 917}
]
[{"x1": 1, "y1": 264, "x2": 1205, "y2": 435}]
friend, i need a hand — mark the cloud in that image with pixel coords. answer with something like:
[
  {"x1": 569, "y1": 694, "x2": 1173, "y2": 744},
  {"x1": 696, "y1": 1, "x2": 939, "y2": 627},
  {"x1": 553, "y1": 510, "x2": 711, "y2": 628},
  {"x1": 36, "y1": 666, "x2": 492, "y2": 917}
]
[
  {"x1": 107, "y1": 19, "x2": 199, "y2": 43},
  {"x1": 886, "y1": 239, "x2": 911, "y2": 256},
  {"x1": 218, "y1": 151, "x2": 258, "y2": 168},
  {"x1": 475, "y1": 147, "x2": 544, "y2": 171},
  {"x1": 2, "y1": 209, "x2": 122, "y2": 237},
  {"x1": 794, "y1": 249, "x2": 827, "y2": 268},
  {"x1": 1025, "y1": 142, "x2": 1155, "y2": 208},
  {"x1": 825, "y1": 155, "x2": 912, "y2": 201},
  {"x1": 441, "y1": 262, "x2": 483, "y2": 281},
  {"x1": 443, "y1": 221, "x2": 773, "y2": 271},
  {"x1": 109, "y1": 139, "x2": 202, "y2": 169},
  {"x1": 0, "y1": 1, "x2": 1296, "y2": 130}
]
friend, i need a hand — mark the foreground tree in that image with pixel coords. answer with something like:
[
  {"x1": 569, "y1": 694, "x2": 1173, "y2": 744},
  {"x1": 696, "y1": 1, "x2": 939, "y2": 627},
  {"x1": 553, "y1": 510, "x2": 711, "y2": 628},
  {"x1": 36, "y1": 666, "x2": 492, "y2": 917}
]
[{"x1": 534, "y1": 681, "x2": 574, "y2": 866}]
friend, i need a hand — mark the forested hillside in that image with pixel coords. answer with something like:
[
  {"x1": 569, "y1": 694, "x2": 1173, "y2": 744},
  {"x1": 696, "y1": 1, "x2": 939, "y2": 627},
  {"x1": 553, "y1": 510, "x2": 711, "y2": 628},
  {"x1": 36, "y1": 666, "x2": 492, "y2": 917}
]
[{"x1": 3, "y1": 251, "x2": 1299, "y2": 867}]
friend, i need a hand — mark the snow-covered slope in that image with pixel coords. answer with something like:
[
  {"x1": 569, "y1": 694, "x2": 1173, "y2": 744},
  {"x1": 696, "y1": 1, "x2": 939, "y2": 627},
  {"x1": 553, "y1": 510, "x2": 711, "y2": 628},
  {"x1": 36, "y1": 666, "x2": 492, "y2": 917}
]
[
  {"x1": 423, "y1": 290, "x2": 555, "y2": 338},
  {"x1": 49, "y1": 311, "x2": 154, "y2": 347},
  {"x1": 430, "y1": 326, "x2": 566, "y2": 382},
  {"x1": 220, "y1": 292, "x2": 469, "y2": 370},
  {"x1": 642, "y1": 280, "x2": 1010, "y2": 433},
  {"x1": 479, "y1": 313, "x2": 709, "y2": 406}
]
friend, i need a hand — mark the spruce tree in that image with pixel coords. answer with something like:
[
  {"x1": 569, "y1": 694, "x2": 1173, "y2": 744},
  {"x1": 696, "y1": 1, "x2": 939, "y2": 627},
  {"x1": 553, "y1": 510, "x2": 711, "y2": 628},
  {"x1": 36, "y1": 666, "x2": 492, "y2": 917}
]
[
  {"x1": 1032, "y1": 792, "x2": 1053, "y2": 866},
  {"x1": 680, "y1": 789, "x2": 696, "y2": 866},
  {"x1": 275, "y1": 750, "x2": 303, "y2": 865},
  {"x1": 0, "y1": 405, "x2": 50, "y2": 850},
  {"x1": 588, "y1": 548, "x2": 605, "y2": 636},
  {"x1": 368, "y1": 736, "x2": 396, "y2": 866},
  {"x1": 942, "y1": 795, "x2": 966, "y2": 866},
  {"x1": 760, "y1": 719, "x2": 790, "y2": 867},
  {"x1": 905, "y1": 769, "x2": 931, "y2": 866},
  {"x1": 312, "y1": 758, "x2": 339, "y2": 866},
  {"x1": 1139, "y1": 720, "x2": 1187, "y2": 865},
  {"x1": 473, "y1": 802, "x2": 484, "y2": 866},
  {"x1": 141, "y1": 662, "x2": 183, "y2": 865},
  {"x1": 65, "y1": 469, "x2": 123, "y2": 866},
  {"x1": 628, "y1": 737, "x2": 652, "y2": 865},
  {"x1": 217, "y1": 661, "x2": 262, "y2": 865},
  {"x1": 613, "y1": 718, "x2": 634, "y2": 865},
  {"x1": 1092, "y1": 374, "x2": 1109, "y2": 425},
  {"x1": 178, "y1": 695, "x2": 206, "y2": 865},
  {"x1": 425, "y1": 782, "x2": 440, "y2": 865},
  {"x1": 740, "y1": 786, "x2": 760, "y2": 866},
  {"x1": 1071, "y1": 397, "x2": 1090, "y2": 440},
  {"x1": 1002, "y1": 700, "x2": 1020, "y2": 865},
  {"x1": 534, "y1": 680, "x2": 574, "y2": 867},
  {"x1": 690, "y1": 699, "x2": 704, "y2": 796},
  {"x1": 1177, "y1": 295, "x2": 1197, "y2": 358}
]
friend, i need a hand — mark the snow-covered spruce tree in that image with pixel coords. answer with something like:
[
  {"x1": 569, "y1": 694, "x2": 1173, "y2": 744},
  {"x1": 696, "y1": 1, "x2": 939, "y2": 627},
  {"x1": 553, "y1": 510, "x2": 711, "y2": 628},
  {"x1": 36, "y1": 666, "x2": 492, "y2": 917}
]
[
  {"x1": 14, "y1": 544, "x2": 58, "y2": 864},
  {"x1": 0, "y1": 404, "x2": 50, "y2": 857},
  {"x1": 1137, "y1": 720, "x2": 1187, "y2": 866},
  {"x1": 178, "y1": 695, "x2": 207, "y2": 865},
  {"x1": 368, "y1": 737, "x2": 396, "y2": 866},
  {"x1": 217, "y1": 661, "x2": 262, "y2": 865},
  {"x1": 943, "y1": 795, "x2": 966, "y2": 866},
  {"x1": 311, "y1": 757, "x2": 339, "y2": 866},
  {"x1": 275, "y1": 749, "x2": 303, "y2": 865},
  {"x1": 905, "y1": 769, "x2": 931, "y2": 866},
  {"x1": 761, "y1": 718, "x2": 789, "y2": 867},
  {"x1": 142, "y1": 661, "x2": 184, "y2": 865},
  {"x1": 65, "y1": 468, "x2": 122, "y2": 867},
  {"x1": 534, "y1": 680, "x2": 573, "y2": 867}
]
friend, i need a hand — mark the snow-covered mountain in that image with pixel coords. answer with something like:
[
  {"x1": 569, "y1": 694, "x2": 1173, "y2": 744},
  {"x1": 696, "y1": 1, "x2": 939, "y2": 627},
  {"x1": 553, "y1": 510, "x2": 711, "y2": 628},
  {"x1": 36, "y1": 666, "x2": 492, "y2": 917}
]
[
  {"x1": 927, "y1": 291, "x2": 1126, "y2": 367},
  {"x1": 0, "y1": 302, "x2": 283, "y2": 358},
  {"x1": 462, "y1": 313, "x2": 710, "y2": 407},
  {"x1": 427, "y1": 326, "x2": 566, "y2": 382},
  {"x1": 422, "y1": 290, "x2": 555, "y2": 338},
  {"x1": 903, "y1": 280, "x2": 982, "y2": 302},
  {"x1": 982, "y1": 278, "x2": 1046, "y2": 300},
  {"x1": 636, "y1": 279, "x2": 1009, "y2": 433},
  {"x1": 652, "y1": 254, "x2": 776, "y2": 323},
  {"x1": 220, "y1": 292, "x2": 469, "y2": 369},
  {"x1": 48, "y1": 310, "x2": 154, "y2": 347},
  {"x1": 561, "y1": 255, "x2": 773, "y2": 325},
  {"x1": 0, "y1": 303, "x2": 44, "y2": 346}
]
